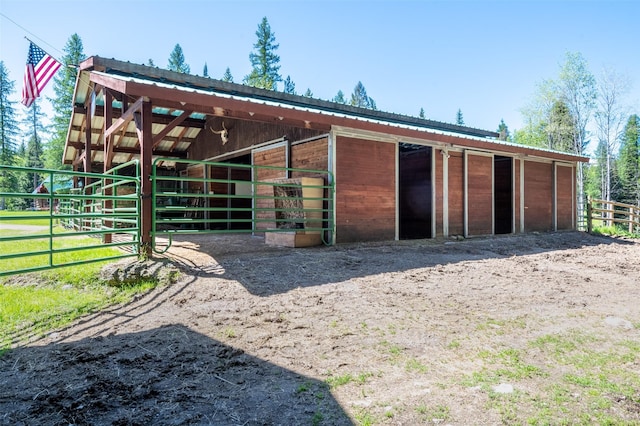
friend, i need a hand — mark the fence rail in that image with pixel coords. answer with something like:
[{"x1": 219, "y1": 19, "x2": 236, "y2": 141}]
[
  {"x1": 586, "y1": 198, "x2": 640, "y2": 234},
  {"x1": 0, "y1": 162, "x2": 140, "y2": 277},
  {"x1": 151, "y1": 158, "x2": 335, "y2": 252}
]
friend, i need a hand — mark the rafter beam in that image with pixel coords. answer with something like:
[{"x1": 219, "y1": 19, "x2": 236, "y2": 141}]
[
  {"x1": 104, "y1": 96, "x2": 145, "y2": 139},
  {"x1": 152, "y1": 109, "x2": 192, "y2": 148}
]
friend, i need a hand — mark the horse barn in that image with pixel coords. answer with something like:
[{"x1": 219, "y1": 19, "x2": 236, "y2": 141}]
[{"x1": 62, "y1": 56, "x2": 588, "y2": 252}]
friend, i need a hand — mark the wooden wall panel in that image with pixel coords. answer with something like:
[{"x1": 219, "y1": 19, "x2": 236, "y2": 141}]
[
  {"x1": 467, "y1": 154, "x2": 493, "y2": 236},
  {"x1": 448, "y1": 152, "x2": 464, "y2": 236},
  {"x1": 291, "y1": 138, "x2": 328, "y2": 174},
  {"x1": 188, "y1": 118, "x2": 324, "y2": 161},
  {"x1": 435, "y1": 151, "x2": 443, "y2": 237},
  {"x1": 335, "y1": 137, "x2": 395, "y2": 242},
  {"x1": 524, "y1": 161, "x2": 553, "y2": 232},
  {"x1": 253, "y1": 145, "x2": 287, "y2": 232},
  {"x1": 556, "y1": 165, "x2": 574, "y2": 230}
]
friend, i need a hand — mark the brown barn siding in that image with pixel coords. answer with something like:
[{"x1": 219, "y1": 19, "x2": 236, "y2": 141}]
[
  {"x1": 448, "y1": 152, "x2": 465, "y2": 236},
  {"x1": 291, "y1": 137, "x2": 329, "y2": 176},
  {"x1": 556, "y1": 165, "x2": 574, "y2": 230},
  {"x1": 188, "y1": 118, "x2": 324, "y2": 161},
  {"x1": 435, "y1": 151, "x2": 443, "y2": 237},
  {"x1": 335, "y1": 136, "x2": 396, "y2": 242},
  {"x1": 253, "y1": 145, "x2": 287, "y2": 232},
  {"x1": 524, "y1": 161, "x2": 553, "y2": 232},
  {"x1": 466, "y1": 154, "x2": 493, "y2": 236}
]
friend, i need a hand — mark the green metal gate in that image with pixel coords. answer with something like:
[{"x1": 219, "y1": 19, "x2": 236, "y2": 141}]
[
  {"x1": 151, "y1": 158, "x2": 335, "y2": 252},
  {"x1": 0, "y1": 161, "x2": 140, "y2": 277}
]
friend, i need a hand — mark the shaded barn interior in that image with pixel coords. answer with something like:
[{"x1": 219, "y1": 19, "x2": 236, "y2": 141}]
[{"x1": 399, "y1": 143, "x2": 432, "y2": 239}]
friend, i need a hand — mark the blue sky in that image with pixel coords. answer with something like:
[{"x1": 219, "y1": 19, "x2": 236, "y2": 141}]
[{"x1": 1, "y1": 0, "x2": 639, "y2": 146}]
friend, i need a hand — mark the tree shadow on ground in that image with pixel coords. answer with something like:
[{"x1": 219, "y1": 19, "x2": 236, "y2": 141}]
[
  {"x1": 156, "y1": 231, "x2": 635, "y2": 297},
  {"x1": 0, "y1": 324, "x2": 352, "y2": 426}
]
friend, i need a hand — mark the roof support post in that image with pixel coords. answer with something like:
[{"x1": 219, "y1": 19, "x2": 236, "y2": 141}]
[
  {"x1": 103, "y1": 90, "x2": 113, "y2": 243},
  {"x1": 83, "y1": 110, "x2": 93, "y2": 232},
  {"x1": 137, "y1": 99, "x2": 153, "y2": 257}
]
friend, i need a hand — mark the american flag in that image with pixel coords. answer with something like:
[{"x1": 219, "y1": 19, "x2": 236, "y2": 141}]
[{"x1": 21, "y1": 42, "x2": 61, "y2": 108}]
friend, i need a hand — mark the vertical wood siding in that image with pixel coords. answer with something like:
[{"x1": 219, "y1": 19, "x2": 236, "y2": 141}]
[
  {"x1": 524, "y1": 161, "x2": 553, "y2": 232},
  {"x1": 335, "y1": 136, "x2": 396, "y2": 242},
  {"x1": 466, "y1": 154, "x2": 493, "y2": 236},
  {"x1": 253, "y1": 145, "x2": 287, "y2": 231},
  {"x1": 556, "y1": 165, "x2": 574, "y2": 230}
]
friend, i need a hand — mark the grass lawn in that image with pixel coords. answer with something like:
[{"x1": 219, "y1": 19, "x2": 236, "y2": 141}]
[{"x1": 1, "y1": 210, "x2": 163, "y2": 353}]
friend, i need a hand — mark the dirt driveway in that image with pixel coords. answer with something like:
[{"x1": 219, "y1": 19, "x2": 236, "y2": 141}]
[{"x1": 2, "y1": 231, "x2": 639, "y2": 425}]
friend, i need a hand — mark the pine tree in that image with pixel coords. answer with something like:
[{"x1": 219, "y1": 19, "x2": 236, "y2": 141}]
[
  {"x1": 350, "y1": 81, "x2": 376, "y2": 109},
  {"x1": 222, "y1": 67, "x2": 233, "y2": 82},
  {"x1": 47, "y1": 33, "x2": 85, "y2": 170},
  {"x1": 497, "y1": 119, "x2": 510, "y2": 141},
  {"x1": 203, "y1": 62, "x2": 209, "y2": 77},
  {"x1": 283, "y1": 76, "x2": 296, "y2": 94},
  {"x1": 0, "y1": 61, "x2": 19, "y2": 210},
  {"x1": 419, "y1": 108, "x2": 425, "y2": 119},
  {"x1": 23, "y1": 101, "x2": 46, "y2": 192},
  {"x1": 168, "y1": 44, "x2": 190, "y2": 74},
  {"x1": 0, "y1": 61, "x2": 18, "y2": 164},
  {"x1": 333, "y1": 90, "x2": 346, "y2": 104},
  {"x1": 244, "y1": 17, "x2": 281, "y2": 90},
  {"x1": 147, "y1": 59, "x2": 155, "y2": 67},
  {"x1": 546, "y1": 100, "x2": 575, "y2": 152},
  {"x1": 456, "y1": 109, "x2": 464, "y2": 125},
  {"x1": 617, "y1": 114, "x2": 640, "y2": 206},
  {"x1": 303, "y1": 88, "x2": 313, "y2": 98}
]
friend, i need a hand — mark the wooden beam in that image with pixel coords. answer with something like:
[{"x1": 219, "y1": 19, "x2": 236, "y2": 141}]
[
  {"x1": 73, "y1": 151, "x2": 86, "y2": 166},
  {"x1": 152, "y1": 109, "x2": 192, "y2": 148},
  {"x1": 139, "y1": 100, "x2": 153, "y2": 256},
  {"x1": 104, "y1": 96, "x2": 144, "y2": 139},
  {"x1": 66, "y1": 141, "x2": 187, "y2": 158},
  {"x1": 104, "y1": 90, "x2": 114, "y2": 170},
  {"x1": 103, "y1": 90, "x2": 114, "y2": 243},
  {"x1": 83, "y1": 108, "x2": 92, "y2": 174}
]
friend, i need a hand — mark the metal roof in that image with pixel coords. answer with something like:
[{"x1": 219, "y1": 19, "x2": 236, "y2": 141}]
[{"x1": 64, "y1": 56, "x2": 588, "y2": 167}]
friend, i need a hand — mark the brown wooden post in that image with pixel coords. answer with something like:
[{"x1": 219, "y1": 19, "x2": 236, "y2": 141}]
[
  {"x1": 586, "y1": 197, "x2": 592, "y2": 234},
  {"x1": 139, "y1": 99, "x2": 153, "y2": 257},
  {"x1": 103, "y1": 90, "x2": 113, "y2": 243},
  {"x1": 83, "y1": 112, "x2": 92, "y2": 231}
]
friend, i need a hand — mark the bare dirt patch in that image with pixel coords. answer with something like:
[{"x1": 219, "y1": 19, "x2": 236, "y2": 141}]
[{"x1": 2, "y1": 231, "x2": 640, "y2": 425}]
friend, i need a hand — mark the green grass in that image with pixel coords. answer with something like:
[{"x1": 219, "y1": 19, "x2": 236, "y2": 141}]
[
  {"x1": 591, "y1": 223, "x2": 640, "y2": 238},
  {"x1": 0, "y1": 209, "x2": 52, "y2": 227},
  {"x1": 0, "y1": 276, "x2": 158, "y2": 352},
  {"x1": 460, "y1": 330, "x2": 640, "y2": 424},
  {"x1": 0, "y1": 218, "x2": 160, "y2": 353}
]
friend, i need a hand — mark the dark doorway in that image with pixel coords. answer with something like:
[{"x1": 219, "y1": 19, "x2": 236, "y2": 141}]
[
  {"x1": 399, "y1": 143, "x2": 432, "y2": 239},
  {"x1": 494, "y1": 155, "x2": 513, "y2": 234}
]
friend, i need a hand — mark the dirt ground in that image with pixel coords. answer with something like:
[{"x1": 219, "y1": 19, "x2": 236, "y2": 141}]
[{"x1": 1, "y1": 231, "x2": 639, "y2": 425}]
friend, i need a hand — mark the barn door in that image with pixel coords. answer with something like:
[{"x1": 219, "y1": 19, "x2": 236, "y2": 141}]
[
  {"x1": 465, "y1": 152, "x2": 493, "y2": 236},
  {"x1": 399, "y1": 143, "x2": 432, "y2": 239}
]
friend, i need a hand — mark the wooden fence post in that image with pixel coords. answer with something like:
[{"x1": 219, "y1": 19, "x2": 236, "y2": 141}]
[{"x1": 586, "y1": 197, "x2": 592, "y2": 234}]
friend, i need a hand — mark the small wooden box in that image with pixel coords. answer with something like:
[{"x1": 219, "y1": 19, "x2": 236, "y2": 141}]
[{"x1": 265, "y1": 231, "x2": 322, "y2": 247}]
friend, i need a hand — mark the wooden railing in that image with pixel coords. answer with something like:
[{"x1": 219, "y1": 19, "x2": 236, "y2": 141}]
[{"x1": 587, "y1": 198, "x2": 640, "y2": 234}]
